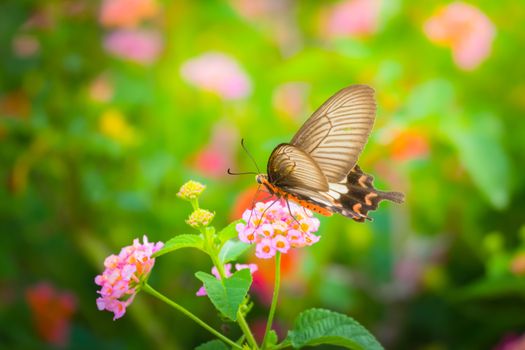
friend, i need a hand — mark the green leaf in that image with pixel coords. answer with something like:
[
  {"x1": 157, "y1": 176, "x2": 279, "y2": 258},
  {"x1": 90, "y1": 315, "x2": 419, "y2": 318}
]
[
  {"x1": 219, "y1": 240, "x2": 252, "y2": 263},
  {"x1": 195, "y1": 340, "x2": 228, "y2": 350},
  {"x1": 266, "y1": 330, "x2": 278, "y2": 347},
  {"x1": 153, "y1": 234, "x2": 204, "y2": 257},
  {"x1": 286, "y1": 308, "x2": 384, "y2": 350},
  {"x1": 218, "y1": 219, "x2": 243, "y2": 243},
  {"x1": 445, "y1": 111, "x2": 510, "y2": 209},
  {"x1": 195, "y1": 269, "x2": 252, "y2": 321}
]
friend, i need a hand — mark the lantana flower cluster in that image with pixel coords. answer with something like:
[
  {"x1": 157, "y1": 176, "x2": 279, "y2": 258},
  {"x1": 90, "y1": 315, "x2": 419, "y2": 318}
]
[
  {"x1": 236, "y1": 201, "x2": 321, "y2": 259},
  {"x1": 95, "y1": 236, "x2": 163, "y2": 320},
  {"x1": 196, "y1": 263, "x2": 258, "y2": 296}
]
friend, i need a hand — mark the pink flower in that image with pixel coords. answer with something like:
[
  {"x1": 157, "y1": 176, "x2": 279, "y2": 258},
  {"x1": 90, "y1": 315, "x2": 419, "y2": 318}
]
[
  {"x1": 196, "y1": 264, "x2": 258, "y2": 296},
  {"x1": 100, "y1": 0, "x2": 158, "y2": 28},
  {"x1": 424, "y1": 2, "x2": 495, "y2": 70},
  {"x1": 271, "y1": 235, "x2": 290, "y2": 254},
  {"x1": 236, "y1": 201, "x2": 321, "y2": 259},
  {"x1": 95, "y1": 235, "x2": 163, "y2": 320},
  {"x1": 104, "y1": 29, "x2": 163, "y2": 65},
  {"x1": 12, "y1": 35, "x2": 40, "y2": 58},
  {"x1": 26, "y1": 283, "x2": 76, "y2": 347},
  {"x1": 319, "y1": 0, "x2": 381, "y2": 39},
  {"x1": 180, "y1": 52, "x2": 252, "y2": 100},
  {"x1": 493, "y1": 333, "x2": 525, "y2": 350}
]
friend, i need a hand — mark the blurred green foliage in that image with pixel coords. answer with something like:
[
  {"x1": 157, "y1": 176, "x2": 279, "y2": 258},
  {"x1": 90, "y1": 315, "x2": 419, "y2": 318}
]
[{"x1": 1, "y1": 0, "x2": 525, "y2": 349}]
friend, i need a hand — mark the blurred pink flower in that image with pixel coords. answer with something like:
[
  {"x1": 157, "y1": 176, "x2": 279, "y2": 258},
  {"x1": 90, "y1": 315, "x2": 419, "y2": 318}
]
[
  {"x1": 95, "y1": 236, "x2": 163, "y2": 320},
  {"x1": 12, "y1": 35, "x2": 40, "y2": 58},
  {"x1": 100, "y1": 0, "x2": 158, "y2": 28},
  {"x1": 424, "y1": 2, "x2": 495, "y2": 70},
  {"x1": 26, "y1": 282, "x2": 76, "y2": 347},
  {"x1": 193, "y1": 121, "x2": 239, "y2": 178},
  {"x1": 319, "y1": 0, "x2": 381, "y2": 38},
  {"x1": 272, "y1": 82, "x2": 310, "y2": 121},
  {"x1": 237, "y1": 201, "x2": 320, "y2": 259},
  {"x1": 196, "y1": 263, "x2": 258, "y2": 296},
  {"x1": 494, "y1": 333, "x2": 525, "y2": 350},
  {"x1": 104, "y1": 29, "x2": 163, "y2": 65},
  {"x1": 180, "y1": 52, "x2": 252, "y2": 100}
]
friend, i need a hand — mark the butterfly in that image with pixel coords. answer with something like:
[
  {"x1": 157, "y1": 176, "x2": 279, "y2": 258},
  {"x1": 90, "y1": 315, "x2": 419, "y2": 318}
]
[{"x1": 255, "y1": 84, "x2": 404, "y2": 222}]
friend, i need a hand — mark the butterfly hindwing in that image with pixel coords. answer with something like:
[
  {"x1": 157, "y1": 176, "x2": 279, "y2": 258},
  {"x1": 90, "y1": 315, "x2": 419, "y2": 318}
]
[{"x1": 335, "y1": 165, "x2": 405, "y2": 221}]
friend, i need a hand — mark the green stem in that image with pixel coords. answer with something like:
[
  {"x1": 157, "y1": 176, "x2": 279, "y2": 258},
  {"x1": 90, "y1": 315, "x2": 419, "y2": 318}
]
[
  {"x1": 261, "y1": 252, "x2": 281, "y2": 349},
  {"x1": 237, "y1": 309, "x2": 259, "y2": 350},
  {"x1": 142, "y1": 283, "x2": 242, "y2": 350}
]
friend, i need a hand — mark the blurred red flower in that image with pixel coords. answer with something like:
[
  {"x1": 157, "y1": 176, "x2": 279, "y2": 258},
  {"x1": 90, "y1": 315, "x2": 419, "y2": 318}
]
[
  {"x1": 26, "y1": 283, "x2": 76, "y2": 347},
  {"x1": 250, "y1": 249, "x2": 305, "y2": 304},
  {"x1": 230, "y1": 185, "x2": 277, "y2": 221}
]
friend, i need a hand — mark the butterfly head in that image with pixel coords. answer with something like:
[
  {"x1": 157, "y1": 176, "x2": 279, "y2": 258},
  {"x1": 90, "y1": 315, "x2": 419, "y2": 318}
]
[{"x1": 255, "y1": 174, "x2": 267, "y2": 185}]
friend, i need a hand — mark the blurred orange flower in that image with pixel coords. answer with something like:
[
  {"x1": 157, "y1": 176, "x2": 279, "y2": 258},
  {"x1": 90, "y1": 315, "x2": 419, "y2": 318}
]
[
  {"x1": 26, "y1": 283, "x2": 76, "y2": 347},
  {"x1": 100, "y1": 0, "x2": 158, "y2": 28},
  {"x1": 390, "y1": 129, "x2": 429, "y2": 161},
  {"x1": 510, "y1": 252, "x2": 525, "y2": 276},
  {"x1": 89, "y1": 73, "x2": 114, "y2": 103},
  {"x1": 99, "y1": 109, "x2": 138, "y2": 146},
  {"x1": 424, "y1": 2, "x2": 495, "y2": 70},
  {"x1": 0, "y1": 91, "x2": 31, "y2": 119},
  {"x1": 319, "y1": 0, "x2": 381, "y2": 39}
]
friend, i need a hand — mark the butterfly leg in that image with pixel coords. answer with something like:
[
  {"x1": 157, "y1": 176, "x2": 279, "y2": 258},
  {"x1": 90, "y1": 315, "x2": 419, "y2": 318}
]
[
  {"x1": 285, "y1": 197, "x2": 306, "y2": 233},
  {"x1": 254, "y1": 197, "x2": 281, "y2": 230}
]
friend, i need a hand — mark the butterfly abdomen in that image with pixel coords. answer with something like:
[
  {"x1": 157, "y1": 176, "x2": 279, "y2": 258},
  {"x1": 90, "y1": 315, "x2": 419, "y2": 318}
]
[{"x1": 334, "y1": 165, "x2": 404, "y2": 222}]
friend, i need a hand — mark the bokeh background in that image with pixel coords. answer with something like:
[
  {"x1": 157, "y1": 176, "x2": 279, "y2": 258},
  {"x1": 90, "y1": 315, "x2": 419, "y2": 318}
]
[{"x1": 1, "y1": 0, "x2": 525, "y2": 349}]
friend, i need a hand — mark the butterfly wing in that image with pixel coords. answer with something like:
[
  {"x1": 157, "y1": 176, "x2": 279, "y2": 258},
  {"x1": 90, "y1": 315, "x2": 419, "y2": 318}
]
[
  {"x1": 291, "y1": 85, "x2": 376, "y2": 183},
  {"x1": 267, "y1": 143, "x2": 329, "y2": 192}
]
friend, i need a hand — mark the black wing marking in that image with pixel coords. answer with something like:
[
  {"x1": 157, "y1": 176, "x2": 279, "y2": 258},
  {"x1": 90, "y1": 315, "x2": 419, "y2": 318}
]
[{"x1": 291, "y1": 85, "x2": 376, "y2": 183}]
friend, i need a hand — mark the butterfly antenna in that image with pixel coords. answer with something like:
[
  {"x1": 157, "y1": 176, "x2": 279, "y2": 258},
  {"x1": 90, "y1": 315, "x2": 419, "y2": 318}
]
[
  {"x1": 227, "y1": 168, "x2": 258, "y2": 176},
  {"x1": 241, "y1": 138, "x2": 261, "y2": 174}
]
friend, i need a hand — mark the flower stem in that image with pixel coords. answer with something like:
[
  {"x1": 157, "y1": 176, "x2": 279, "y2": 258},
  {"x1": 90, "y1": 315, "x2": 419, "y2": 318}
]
[
  {"x1": 261, "y1": 252, "x2": 281, "y2": 349},
  {"x1": 142, "y1": 283, "x2": 242, "y2": 350},
  {"x1": 237, "y1": 309, "x2": 259, "y2": 350}
]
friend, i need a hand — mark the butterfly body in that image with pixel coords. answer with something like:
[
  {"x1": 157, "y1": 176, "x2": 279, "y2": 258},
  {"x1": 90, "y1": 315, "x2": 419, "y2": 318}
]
[{"x1": 257, "y1": 85, "x2": 404, "y2": 222}]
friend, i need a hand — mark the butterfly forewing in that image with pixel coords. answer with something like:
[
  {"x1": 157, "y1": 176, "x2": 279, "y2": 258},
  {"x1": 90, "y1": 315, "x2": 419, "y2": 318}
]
[
  {"x1": 267, "y1": 144, "x2": 329, "y2": 191},
  {"x1": 290, "y1": 85, "x2": 376, "y2": 183}
]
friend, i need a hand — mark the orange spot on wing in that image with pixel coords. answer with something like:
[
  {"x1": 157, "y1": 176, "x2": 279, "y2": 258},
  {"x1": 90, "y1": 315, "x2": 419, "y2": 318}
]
[
  {"x1": 364, "y1": 192, "x2": 378, "y2": 206},
  {"x1": 358, "y1": 175, "x2": 368, "y2": 188},
  {"x1": 352, "y1": 203, "x2": 362, "y2": 214}
]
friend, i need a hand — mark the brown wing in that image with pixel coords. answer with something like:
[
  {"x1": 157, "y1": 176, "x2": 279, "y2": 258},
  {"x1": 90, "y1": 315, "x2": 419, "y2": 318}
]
[
  {"x1": 291, "y1": 85, "x2": 376, "y2": 183},
  {"x1": 267, "y1": 143, "x2": 329, "y2": 192}
]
